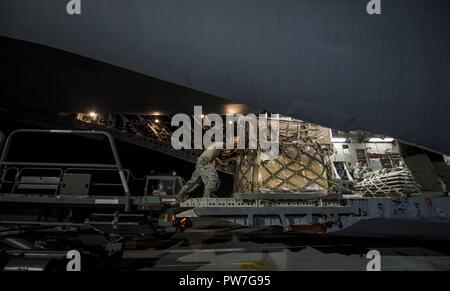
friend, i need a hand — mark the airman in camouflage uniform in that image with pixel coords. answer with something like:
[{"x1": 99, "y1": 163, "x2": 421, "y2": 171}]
[{"x1": 176, "y1": 143, "x2": 221, "y2": 202}]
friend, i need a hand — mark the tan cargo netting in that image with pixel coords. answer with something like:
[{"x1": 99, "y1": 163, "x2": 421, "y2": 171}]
[{"x1": 233, "y1": 118, "x2": 333, "y2": 193}]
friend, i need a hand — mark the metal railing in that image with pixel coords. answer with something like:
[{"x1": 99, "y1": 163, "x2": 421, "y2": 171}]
[{"x1": 0, "y1": 129, "x2": 132, "y2": 211}]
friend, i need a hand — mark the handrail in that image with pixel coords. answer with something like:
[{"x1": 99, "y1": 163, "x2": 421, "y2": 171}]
[
  {"x1": 0, "y1": 129, "x2": 132, "y2": 211},
  {"x1": 0, "y1": 162, "x2": 119, "y2": 169}
]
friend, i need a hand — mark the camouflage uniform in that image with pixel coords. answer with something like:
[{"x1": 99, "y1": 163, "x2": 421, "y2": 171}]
[{"x1": 176, "y1": 143, "x2": 221, "y2": 201}]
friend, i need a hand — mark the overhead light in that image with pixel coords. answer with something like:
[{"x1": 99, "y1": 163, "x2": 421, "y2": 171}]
[
  {"x1": 88, "y1": 112, "x2": 98, "y2": 119},
  {"x1": 368, "y1": 137, "x2": 394, "y2": 143},
  {"x1": 154, "y1": 118, "x2": 160, "y2": 123},
  {"x1": 224, "y1": 104, "x2": 246, "y2": 115},
  {"x1": 332, "y1": 137, "x2": 347, "y2": 143}
]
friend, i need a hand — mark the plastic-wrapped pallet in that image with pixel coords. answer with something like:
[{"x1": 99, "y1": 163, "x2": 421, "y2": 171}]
[{"x1": 356, "y1": 167, "x2": 420, "y2": 197}]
